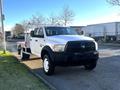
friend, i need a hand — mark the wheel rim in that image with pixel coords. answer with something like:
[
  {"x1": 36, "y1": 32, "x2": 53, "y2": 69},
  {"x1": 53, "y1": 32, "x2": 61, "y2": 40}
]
[{"x1": 44, "y1": 58, "x2": 49, "y2": 72}]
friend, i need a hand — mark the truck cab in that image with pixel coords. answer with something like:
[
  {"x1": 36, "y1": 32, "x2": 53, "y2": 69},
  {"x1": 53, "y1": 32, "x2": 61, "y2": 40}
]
[{"x1": 20, "y1": 26, "x2": 99, "y2": 75}]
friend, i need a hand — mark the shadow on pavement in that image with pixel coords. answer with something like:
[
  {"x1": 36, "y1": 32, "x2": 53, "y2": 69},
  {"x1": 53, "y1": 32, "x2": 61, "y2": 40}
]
[{"x1": 32, "y1": 55, "x2": 120, "y2": 90}]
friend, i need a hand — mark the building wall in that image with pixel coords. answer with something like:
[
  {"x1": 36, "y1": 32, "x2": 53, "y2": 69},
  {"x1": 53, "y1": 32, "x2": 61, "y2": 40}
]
[
  {"x1": 116, "y1": 22, "x2": 120, "y2": 40},
  {"x1": 82, "y1": 22, "x2": 117, "y2": 37},
  {"x1": 70, "y1": 26, "x2": 84, "y2": 35},
  {"x1": 103, "y1": 22, "x2": 116, "y2": 36},
  {"x1": 81, "y1": 25, "x2": 104, "y2": 37}
]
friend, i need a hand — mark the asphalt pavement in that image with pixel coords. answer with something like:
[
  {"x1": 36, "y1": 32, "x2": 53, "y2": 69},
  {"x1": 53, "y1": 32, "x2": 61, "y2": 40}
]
[
  {"x1": 6, "y1": 42, "x2": 17, "y2": 52},
  {"x1": 7, "y1": 41, "x2": 120, "y2": 90},
  {"x1": 33, "y1": 56, "x2": 120, "y2": 90}
]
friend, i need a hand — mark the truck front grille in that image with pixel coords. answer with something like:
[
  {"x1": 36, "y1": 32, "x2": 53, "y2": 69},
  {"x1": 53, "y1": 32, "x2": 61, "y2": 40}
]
[{"x1": 65, "y1": 41, "x2": 96, "y2": 53}]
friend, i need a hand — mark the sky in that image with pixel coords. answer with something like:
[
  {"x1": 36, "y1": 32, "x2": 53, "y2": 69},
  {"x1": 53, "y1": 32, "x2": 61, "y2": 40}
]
[{"x1": 2, "y1": 0, "x2": 120, "y2": 31}]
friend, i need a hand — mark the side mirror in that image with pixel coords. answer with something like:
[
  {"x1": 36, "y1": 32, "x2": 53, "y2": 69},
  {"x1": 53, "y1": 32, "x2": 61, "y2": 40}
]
[
  {"x1": 30, "y1": 31, "x2": 34, "y2": 37},
  {"x1": 39, "y1": 35, "x2": 44, "y2": 38}
]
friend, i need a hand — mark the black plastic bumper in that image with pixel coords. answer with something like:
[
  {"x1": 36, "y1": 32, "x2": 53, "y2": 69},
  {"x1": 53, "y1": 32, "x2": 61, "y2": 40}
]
[{"x1": 53, "y1": 51, "x2": 99, "y2": 66}]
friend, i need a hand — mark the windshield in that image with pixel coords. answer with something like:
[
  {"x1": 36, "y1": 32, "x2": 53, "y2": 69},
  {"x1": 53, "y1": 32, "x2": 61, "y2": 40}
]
[{"x1": 45, "y1": 27, "x2": 78, "y2": 36}]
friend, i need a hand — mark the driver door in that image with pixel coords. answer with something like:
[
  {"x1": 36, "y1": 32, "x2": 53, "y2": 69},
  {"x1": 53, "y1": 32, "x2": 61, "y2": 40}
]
[{"x1": 35, "y1": 27, "x2": 45, "y2": 57}]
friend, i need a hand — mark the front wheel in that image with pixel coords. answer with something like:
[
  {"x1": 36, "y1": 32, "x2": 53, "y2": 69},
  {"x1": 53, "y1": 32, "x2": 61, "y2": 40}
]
[
  {"x1": 43, "y1": 55, "x2": 55, "y2": 75},
  {"x1": 84, "y1": 61, "x2": 97, "y2": 70}
]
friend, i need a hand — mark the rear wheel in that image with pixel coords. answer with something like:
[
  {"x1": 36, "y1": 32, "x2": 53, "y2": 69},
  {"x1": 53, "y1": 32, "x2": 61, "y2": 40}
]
[
  {"x1": 20, "y1": 48, "x2": 30, "y2": 60},
  {"x1": 18, "y1": 49, "x2": 21, "y2": 55},
  {"x1": 43, "y1": 55, "x2": 55, "y2": 75},
  {"x1": 17, "y1": 45, "x2": 21, "y2": 55},
  {"x1": 84, "y1": 61, "x2": 97, "y2": 70}
]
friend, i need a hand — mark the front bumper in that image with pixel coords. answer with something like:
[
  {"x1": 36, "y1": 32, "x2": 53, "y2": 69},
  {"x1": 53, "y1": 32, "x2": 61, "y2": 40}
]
[{"x1": 53, "y1": 51, "x2": 99, "y2": 66}]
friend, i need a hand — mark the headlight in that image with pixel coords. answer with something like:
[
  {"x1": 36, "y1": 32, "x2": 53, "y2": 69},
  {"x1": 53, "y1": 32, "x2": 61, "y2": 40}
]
[{"x1": 53, "y1": 44, "x2": 65, "y2": 52}]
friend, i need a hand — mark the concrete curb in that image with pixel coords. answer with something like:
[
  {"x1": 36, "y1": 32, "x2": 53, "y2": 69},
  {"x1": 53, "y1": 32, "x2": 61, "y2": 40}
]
[
  {"x1": 13, "y1": 56, "x2": 56, "y2": 90},
  {"x1": 31, "y1": 70, "x2": 57, "y2": 90},
  {"x1": 24, "y1": 64, "x2": 57, "y2": 90}
]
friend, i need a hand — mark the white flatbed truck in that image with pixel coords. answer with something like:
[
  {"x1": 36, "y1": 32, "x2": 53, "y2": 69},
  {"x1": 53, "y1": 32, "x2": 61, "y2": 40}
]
[{"x1": 17, "y1": 26, "x2": 99, "y2": 75}]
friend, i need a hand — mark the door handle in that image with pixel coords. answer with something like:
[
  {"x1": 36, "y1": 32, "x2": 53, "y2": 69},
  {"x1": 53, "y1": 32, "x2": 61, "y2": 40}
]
[
  {"x1": 40, "y1": 44, "x2": 42, "y2": 47},
  {"x1": 35, "y1": 40, "x2": 38, "y2": 42}
]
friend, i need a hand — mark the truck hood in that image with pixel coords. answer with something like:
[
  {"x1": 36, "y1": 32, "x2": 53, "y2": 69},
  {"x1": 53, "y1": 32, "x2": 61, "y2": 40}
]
[{"x1": 47, "y1": 35, "x2": 94, "y2": 44}]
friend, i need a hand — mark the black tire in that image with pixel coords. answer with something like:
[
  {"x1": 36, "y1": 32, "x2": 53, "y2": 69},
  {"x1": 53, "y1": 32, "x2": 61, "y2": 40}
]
[
  {"x1": 43, "y1": 55, "x2": 55, "y2": 75},
  {"x1": 20, "y1": 49, "x2": 30, "y2": 60},
  {"x1": 18, "y1": 49, "x2": 21, "y2": 55},
  {"x1": 84, "y1": 61, "x2": 97, "y2": 70},
  {"x1": 18, "y1": 45, "x2": 22, "y2": 55}
]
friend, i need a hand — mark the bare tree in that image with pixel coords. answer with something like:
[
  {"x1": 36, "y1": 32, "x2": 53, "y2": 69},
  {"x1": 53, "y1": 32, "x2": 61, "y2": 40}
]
[
  {"x1": 20, "y1": 14, "x2": 46, "y2": 31},
  {"x1": 60, "y1": 6, "x2": 75, "y2": 26},
  {"x1": 107, "y1": 0, "x2": 120, "y2": 6},
  {"x1": 12, "y1": 24, "x2": 25, "y2": 37},
  {"x1": 21, "y1": 20, "x2": 31, "y2": 30},
  {"x1": 47, "y1": 14, "x2": 61, "y2": 25},
  {"x1": 30, "y1": 14, "x2": 46, "y2": 28}
]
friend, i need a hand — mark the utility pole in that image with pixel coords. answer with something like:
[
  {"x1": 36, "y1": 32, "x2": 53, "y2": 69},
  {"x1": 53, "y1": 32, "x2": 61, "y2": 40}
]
[{"x1": 0, "y1": 0, "x2": 6, "y2": 53}]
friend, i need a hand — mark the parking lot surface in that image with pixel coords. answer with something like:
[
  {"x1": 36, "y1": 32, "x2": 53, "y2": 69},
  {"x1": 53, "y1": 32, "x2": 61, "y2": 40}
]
[{"x1": 7, "y1": 42, "x2": 120, "y2": 90}]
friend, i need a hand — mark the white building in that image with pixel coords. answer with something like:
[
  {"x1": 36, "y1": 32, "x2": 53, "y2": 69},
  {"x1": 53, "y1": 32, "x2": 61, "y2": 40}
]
[{"x1": 81, "y1": 22, "x2": 120, "y2": 41}]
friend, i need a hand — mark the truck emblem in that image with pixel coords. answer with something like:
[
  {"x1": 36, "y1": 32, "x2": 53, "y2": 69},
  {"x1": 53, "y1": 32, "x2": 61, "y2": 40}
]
[
  {"x1": 81, "y1": 45, "x2": 85, "y2": 48},
  {"x1": 81, "y1": 42, "x2": 85, "y2": 49}
]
